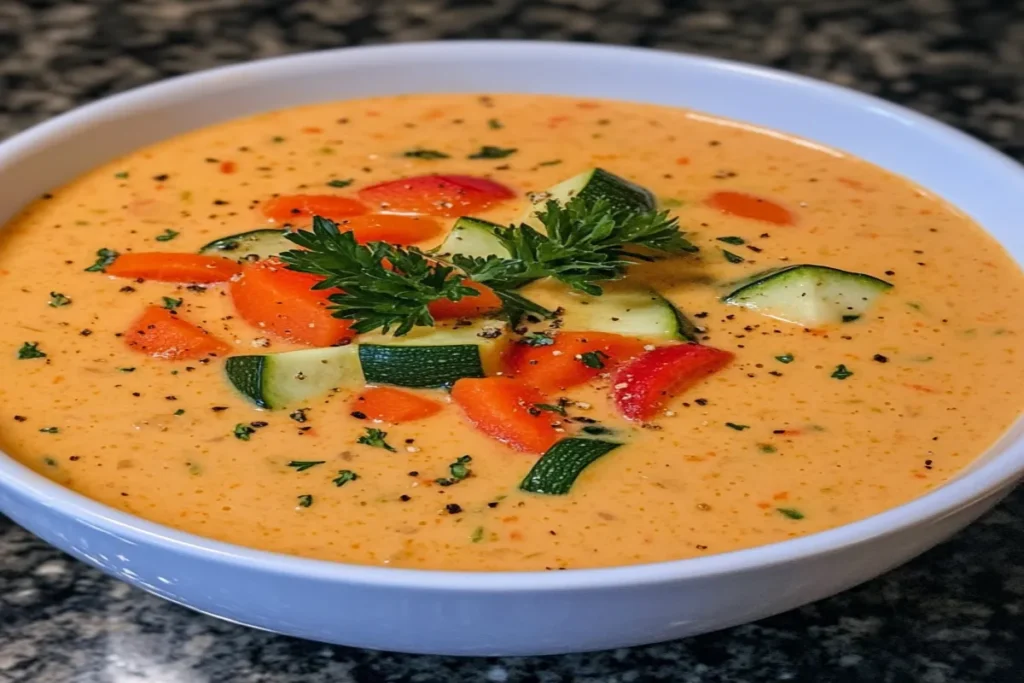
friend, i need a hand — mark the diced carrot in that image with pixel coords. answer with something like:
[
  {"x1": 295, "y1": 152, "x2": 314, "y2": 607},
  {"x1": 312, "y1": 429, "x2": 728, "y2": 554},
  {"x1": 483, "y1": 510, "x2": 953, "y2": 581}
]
[
  {"x1": 230, "y1": 258, "x2": 355, "y2": 347},
  {"x1": 341, "y1": 214, "x2": 444, "y2": 245},
  {"x1": 706, "y1": 191, "x2": 795, "y2": 226},
  {"x1": 427, "y1": 281, "x2": 503, "y2": 319},
  {"x1": 613, "y1": 343, "x2": 734, "y2": 421},
  {"x1": 358, "y1": 175, "x2": 515, "y2": 217},
  {"x1": 106, "y1": 253, "x2": 241, "y2": 283},
  {"x1": 451, "y1": 377, "x2": 558, "y2": 453},
  {"x1": 353, "y1": 387, "x2": 443, "y2": 423},
  {"x1": 262, "y1": 195, "x2": 368, "y2": 223},
  {"x1": 124, "y1": 305, "x2": 230, "y2": 360},
  {"x1": 506, "y1": 331, "x2": 647, "y2": 392}
]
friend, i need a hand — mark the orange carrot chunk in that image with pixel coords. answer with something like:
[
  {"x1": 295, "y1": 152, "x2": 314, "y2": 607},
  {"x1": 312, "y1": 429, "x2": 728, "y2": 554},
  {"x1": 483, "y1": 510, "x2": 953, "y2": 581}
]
[
  {"x1": 262, "y1": 195, "x2": 368, "y2": 223},
  {"x1": 706, "y1": 191, "x2": 795, "y2": 226},
  {"x1": 358, "y1": 175, "x2": 515, "y2": 217},
  {"x1": 507, "y1": 331, "x2": 647, "y2": 392},
  {"x1": 341, "y1": 213, "x2": 444, "y2": 245},
  {"x1": 613, "y1": 343, "x2": 734, "y2": 421},
  {"x1": 451, "y1": 377, "x2": 558, "y2": 453},
  {"x1": 106, "y1": 253, "x2": 241, "y2": 283},
  {"x1": 427, "y1": 281, "x2": 503, "y2": 320},
  {"x1": 354, "y1": 386, "x2": 443, "y2": 423},
  {"x1": 230, "y1": 258, "x2": 355, "y2": 347},
  {"x1": 125, "y1": 305, "x2": 230, "y2": 360}
]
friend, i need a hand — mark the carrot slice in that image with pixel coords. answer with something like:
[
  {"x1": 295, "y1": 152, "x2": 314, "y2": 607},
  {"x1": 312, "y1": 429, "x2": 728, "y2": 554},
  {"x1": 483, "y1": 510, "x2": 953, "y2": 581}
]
[
  {"x1": 106, "y1": 253, "x2": 241, "y2": 283},
  {"x1": 451, "y1": 377, "x2": 558, "y2": 453},
  {"x1": 125, "y1": 305, "x2": 230, "y2": 360},
  {"x1": 706, "y1": 191, "x2": 794, "y2": 226},
  {"x1": 341, "y1": 213, "x2": 444, "y2": 245},
  {"x1": 427, "y1": 281, "x2": 503, "y2": 320},
  {"x1": 507, "y1": 331, "x2": 647, "y2": 393},
  {"x1": 262, "y1": 195, "x2": 368, "y2": 223},
  {"x1": 353, "y1": 387, "x2": 443, "y2": 423},
  {"x1": 358, "y1": 175, "x2": 515, "y2": 217},
  {"x1": 612, "y1": 343, "x2": 734, "y2": 421},
  {"x1": 230, "y1": 258, "x2": 355, "y2": 347}
]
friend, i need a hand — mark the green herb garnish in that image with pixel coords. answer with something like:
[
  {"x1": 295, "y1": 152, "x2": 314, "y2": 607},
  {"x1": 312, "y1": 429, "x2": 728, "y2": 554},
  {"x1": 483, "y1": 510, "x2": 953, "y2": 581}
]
[
  {"x1": 487, "y1": 119, "x2": 503, "y2": 130},
  {"x1": 332, "y1": 469, "x2": 359, "y2": 487},
  {"x1": 162, "y1": 297, "x2": 183, "y2": 310},
  {"x1": 538, "y1": 159, "x2": 563, "y2": 167},
  {"x1": 777, "y1": 507, "x2": 805, "y2": 520},
  {"x1": 521, "y1": 332, "x2": 555, "y2": 347},
  {"x1": 155, "y1": 229, "x2": 180, "y2": 242},
  {"x1": 534, "y1": 403, "x2": 567, "y2": 416},
  {"x1": 775, "y1": 353, "x2": 794, "y2": 364},
  {"x1": 117, "y1": 367, "x2": 135, "y2": 373},
  {"x1": 471, "y1": 526, "x2": 485, "y2": 543},
  {"x1": 722, "y1": 249, "x2": 745, "y2": 264},
  {"x1": 357, "y1": 427, "x2": 396, "y2": 452},
  {"x1": 579, "y1": 350, "x2": 610, "y2": 369},
  {"x1": 403, "y1": 148, "x2": 449, "y2": 160},
  {"x1": 174, "y1": 409, "x2": 185, "y2": 416},
  {"x1": 297, "y1": 494, "x2": 313, "y2": 508},
  {"x1": 758, "y1": 443, "x2": 777, "y2": 453},
  {"x1": 48, "y1": 292, "x2": 71, "y2": 307},
  {"x1": 831, "y1": 364, "x2": 853, "y2": 380},
  {"x1": 468, "y1": 146, "x2": 517, "y2": 159},
  {"x1": 114, "y1": 171, "x2": 129, "y2": 179},
  {"x1": 327, "y1": 178, "x2": 353, "y2": 188},
  {"x1": 233, "y1": 423, "x2": 256, "y2": 441},
  {"x1": 581, "y1": 424, "x2": 613, "y2": 436},
  {"x1": 17, "y1": 342, "x2": 46, "y2": 359},
  {"x1": 725, "y1": 422, "x2": 749, "y2": 431},
  {"x1": 716, "y1": 236, "x2": 745, "y2": 245},
  {"x1": 288, "y1": 460, "x2": 325, "y2": 472},
  {"x1": 39, "y1": 427, "x2": 59, "y2": 434},
  {"x1": 84, "y1": 248, "x2": 119, "y2": 273},
  {"x1": 436, "y1": 455, "x2": 473, "y2": 486},
  {"x1": 659, "y1": 197, "x2": 683, "y2": 208}
]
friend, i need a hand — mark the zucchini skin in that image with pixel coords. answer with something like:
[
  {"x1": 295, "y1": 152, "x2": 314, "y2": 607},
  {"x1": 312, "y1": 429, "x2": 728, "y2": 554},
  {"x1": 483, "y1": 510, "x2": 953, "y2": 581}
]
[
  {"x1": 358, "y1": 344, "x2": 486, "y2": 388},
  {"x1": 224, "y1": 355, "x2": 269, "y2": 408},
  {"x1": 520, "y1": 438, "x2": 622, "y2": 495}
]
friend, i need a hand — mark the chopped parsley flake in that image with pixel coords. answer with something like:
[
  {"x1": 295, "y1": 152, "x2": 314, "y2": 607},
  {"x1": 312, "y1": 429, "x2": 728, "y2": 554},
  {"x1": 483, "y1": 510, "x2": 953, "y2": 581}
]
[
  {"x1": 357, "y1": 427, "x2": 396, "y2": 452},
  {"x1": 716, "y1": 236, "x2": 746, "y2": 245},
  {"x1": 233, "y1": 423, "x2": 255, "y2": 441},
  {"x1": 758, "y1": 443, "x2": 777, "y2": 454},
  {"x1": 155, "y1": 229, "x2": 180, "y2": 242},
  {"x1": 487, "y1": 119, "x2": 503, "y2": 130},
  {"x1": 522, "y1": 332, "x2": 554, "y2": 347},
  {"x1": 297, "y1": 494, "x2": 313, "y2": 508},
  {"x1": 436, "y1": 455, "x2": 472, "y2": 486},
  {"x1": 114, "y1": 171, "x2": 129, "y2": 179},
  {"x1": 831, "y1": 364, "x2": 853, "y2": 380},
  {"x1": 775, "y1": 353, "x2": 795, "y2": 364},
  {"x1": 725, "y1": 422, "x2": 750, "y2": 431},
  {"x1": 579, "y1": 349, "x2": 610, "y2": 369},
  {"x1": 39, "y1": 427, "x2": 59, "y2": 434},
  {"x1": 17, "y1": 342, "x2": 46, "y2": 359},
  {"x1": 537, "y1": 159, "x2": 563, "y2": 167},
  {"x1": 471, "y1": 526, "x2": 485, "y2": 543},
  {"x1": 777, "y1": 507, "x2": 805, "y2": 520},
  {"x1": 173, "y1": 409, "x2": 185, "y2": 416},
  {"x1": 288, "y1": 460, "x2": 325, "y2": 472},
  {"x1": 468, "y1": 146, "x2": 517, "y2": 159},
  {"x1": 117, "y1": 367, "x2": 135, "y2": 373},
  {"x1": 403, "y1": 148, "x2": 449, "y2": 160},
  {"x1": 534, "y1": 403, "x2": 567, "y2": 416},
  {"x1": 841, "y1": 314, "x2": 861, "y2": 323},
  {"x1": 722, "y1": 249, "x2": 745, "y2": 264},
  {"x1": 162, "y1": 296, "x2": 183, "y2": 310},
  {"x1": 48, "y1": 292, "x2": 71, "y2": 307},
  {"x1": 332, "y1": 469, "x2": 359, "y2": 487},
  {"x1": 327, "y1": 178, "x2": 353, "y2": 188},
  {"x1": 84, "y1": 248, "x2": 119, "y2": 273}
]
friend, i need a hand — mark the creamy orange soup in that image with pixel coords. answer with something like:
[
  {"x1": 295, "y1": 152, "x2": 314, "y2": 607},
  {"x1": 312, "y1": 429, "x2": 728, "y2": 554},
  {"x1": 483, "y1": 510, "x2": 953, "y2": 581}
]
[{"x1": 1, "y1": 94, "x2": 1021, "y2": 571}]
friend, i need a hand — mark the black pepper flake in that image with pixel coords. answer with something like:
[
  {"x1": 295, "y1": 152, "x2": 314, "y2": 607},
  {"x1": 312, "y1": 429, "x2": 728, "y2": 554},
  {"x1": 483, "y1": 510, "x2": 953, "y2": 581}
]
[
  {"x1": 695, "y1": 398, "x2": 708, "y2": 406},
  {"x1": 250, "y1": 421, "x2": 268, "y2": 428},
  {"x1": 211, "y1": 406, "x2": 229, "y2": 412},
  {"x1": 773, "y1": 429, "x2": 786, "y2": 434},
  {"x1": 924, "y1": 459, "x2": 933, "y2": 470},
  {"x1": 131, "y1": 392, "x2": 141, "y2": 397},
  {"x1": 351, "y1": 411, "x2": 367, "y2": 420},
  {"x1": 873, "y1": 354, "x2": 889, "y2": 363},
  {"x1": 696, "y1": 544, "x2": 708, "y2": 550},
  {"x1": 13, "y1": 415, "x2": 27, "y2": 422},
  {"x1": 445, "y1": 503, "x2": 463, "y2": 514},
  {"x1": 119, "y1": 286, "x2": 136, "y2": 293},
  {"x1": 400, "y1": 494, "x2": 411, "y2": 502},
  {"x1": 213, "y1": 199, "x2": 229, "y2": 206},
  {"x1": 885, "y1": 270, "x2": 895, "y2": 276},
  {"x1": 165, "y1": 396, "x2": 177, "y2": 401},
  {"x1": 694, "y1": 312, "x2": 709, "y2": 319},
  {"x1": 79, "y1": 329, "x2": 93, "y2": 337},
  {"x1": 153, "y1": 174, "x2": 169, "y2": 182},
  {"x1": 487, "y1": 501, "x2": 499, "y2": 508}
]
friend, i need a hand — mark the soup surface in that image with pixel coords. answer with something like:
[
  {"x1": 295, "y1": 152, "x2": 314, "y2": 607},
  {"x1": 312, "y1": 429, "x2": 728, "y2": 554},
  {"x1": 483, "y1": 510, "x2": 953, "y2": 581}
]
[{"x1": 1, "y1": 94, "x2": 1021, "y2": 571}]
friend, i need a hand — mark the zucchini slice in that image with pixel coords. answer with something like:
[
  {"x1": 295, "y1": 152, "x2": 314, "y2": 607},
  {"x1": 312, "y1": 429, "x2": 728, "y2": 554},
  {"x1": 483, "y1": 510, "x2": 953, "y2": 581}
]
[
  {"x1": 521, "y1": 168, "x2": 656, "y2": 226},
  {"x1": 520, "y1": 438, "x2": 622, "y2": 495},
  {"x1": 435, "y1": 217, "x2": 509, "y2": 259},
  {"x1": 225, "y1": 345, "x2": 361, "y2": 409},
  {"x1": 199, "y1": 229, "x2": 296, "y2": 261},
  {"x1": 723, "y1": 265, "x2": 893, "y2": 327},
  {"x1": 359, "y1": 320, "x2": 509, "y2": 388}
]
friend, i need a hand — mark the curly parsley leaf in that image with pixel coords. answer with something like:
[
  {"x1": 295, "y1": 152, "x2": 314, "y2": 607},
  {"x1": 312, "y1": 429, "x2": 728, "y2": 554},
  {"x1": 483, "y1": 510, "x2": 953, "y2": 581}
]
[
  {"x1": 357, "y1": 427, "x2": 396, "y2": 452},
  {"x1": 85, "y1": 248, "x2": 119, "y2": 273}
]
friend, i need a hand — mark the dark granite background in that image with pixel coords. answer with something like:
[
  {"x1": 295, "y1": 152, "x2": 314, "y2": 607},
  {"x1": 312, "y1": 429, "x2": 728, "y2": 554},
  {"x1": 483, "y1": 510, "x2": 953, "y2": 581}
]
[{"x1": 0, "y1": 1, "x2": 1022, "y2": 681}]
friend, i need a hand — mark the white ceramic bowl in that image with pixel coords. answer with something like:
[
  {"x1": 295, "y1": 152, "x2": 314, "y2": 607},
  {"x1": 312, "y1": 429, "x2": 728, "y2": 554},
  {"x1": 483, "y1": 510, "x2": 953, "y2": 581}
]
[{"x1": 0, "y1": 42, "x2": 1021, "y2": 656}]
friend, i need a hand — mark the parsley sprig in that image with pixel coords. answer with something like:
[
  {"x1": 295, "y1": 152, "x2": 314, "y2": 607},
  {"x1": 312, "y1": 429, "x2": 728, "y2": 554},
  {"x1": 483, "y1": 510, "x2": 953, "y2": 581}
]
[{"x1": 280, "y1": 198, "x2": 695, "y2": 336}]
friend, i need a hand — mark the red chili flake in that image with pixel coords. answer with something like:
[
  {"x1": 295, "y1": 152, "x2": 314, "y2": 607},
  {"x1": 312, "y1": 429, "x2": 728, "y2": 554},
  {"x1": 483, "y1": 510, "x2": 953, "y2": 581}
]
[
  {"x1": 219, "y1": 161, "x2": 237, "y2": 174},
  {"x1": 301, "y1": 126, "x2": 323, "y2": 134}
]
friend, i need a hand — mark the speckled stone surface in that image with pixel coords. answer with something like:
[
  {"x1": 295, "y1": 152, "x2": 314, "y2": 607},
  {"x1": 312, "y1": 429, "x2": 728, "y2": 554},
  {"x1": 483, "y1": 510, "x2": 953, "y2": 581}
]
[{"x1": 0, "y1": 1, "x2": 1022, "y2": 681}]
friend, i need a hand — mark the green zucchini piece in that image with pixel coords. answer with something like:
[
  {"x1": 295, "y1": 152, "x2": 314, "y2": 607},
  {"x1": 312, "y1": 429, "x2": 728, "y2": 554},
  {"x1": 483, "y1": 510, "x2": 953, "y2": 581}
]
[
  {"x1": 358, "y1": 320, "x2": 510, "y2": 388},
  {"x1": 722, "y1": 264, "x2": 893, "y2": 327},
  {"x1": 199, "y1": 229, "x2": 296, "y2": 261},
  {"x1": 520, "y1": 438, "x2": 622, "y2": 495},
  {"x1": 435, "y1": 217, "x2": 510, "y2": 259},
  {"x1": 225, "y1": 345, "x2": 361, "y2": 409},
  {"x1": 521, "y1": 167, "x2": 656, "y2": 226},
  {"x1": 559, "y1": 283, "x2": 698, "y2": 342}
]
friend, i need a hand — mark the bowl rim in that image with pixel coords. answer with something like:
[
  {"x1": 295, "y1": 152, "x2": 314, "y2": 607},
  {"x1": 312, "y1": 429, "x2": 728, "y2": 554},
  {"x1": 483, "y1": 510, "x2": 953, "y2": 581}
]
[{"x1": 0, "y1": 40, "x2": 1021, "y2": 591}]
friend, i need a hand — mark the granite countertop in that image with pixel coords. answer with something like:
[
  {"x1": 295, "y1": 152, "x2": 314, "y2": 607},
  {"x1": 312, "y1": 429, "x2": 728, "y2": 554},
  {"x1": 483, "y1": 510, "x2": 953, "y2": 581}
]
[{"x1": 0, "y1": 1, "x2": 1022, "y2": 681}]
